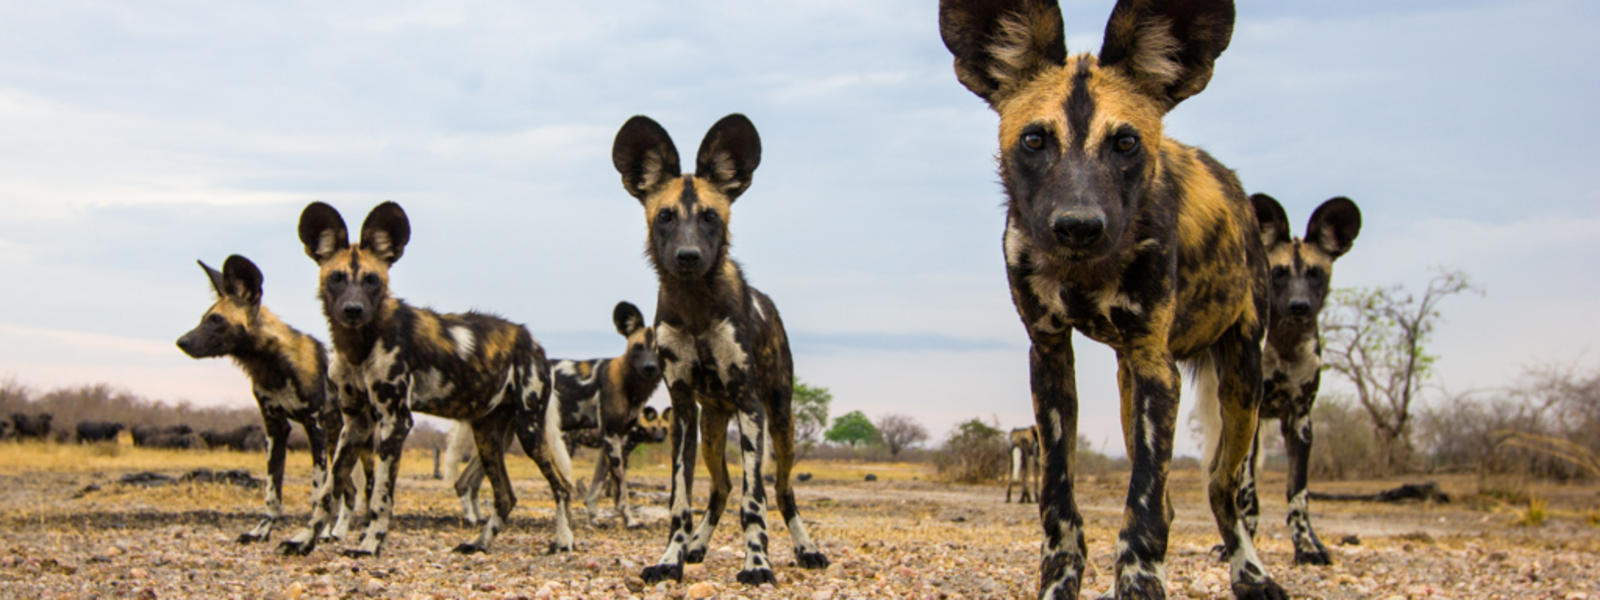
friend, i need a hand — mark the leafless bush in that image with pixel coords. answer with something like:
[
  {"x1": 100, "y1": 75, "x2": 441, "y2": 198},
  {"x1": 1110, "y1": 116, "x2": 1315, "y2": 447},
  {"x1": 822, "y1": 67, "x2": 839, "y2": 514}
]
[
  {"x1": 1417, "y1": 362, "x2": 1600, "y2": 481},
  {"x1": 1308, "y1": 394, "x2": 1387, "y2": 480}
]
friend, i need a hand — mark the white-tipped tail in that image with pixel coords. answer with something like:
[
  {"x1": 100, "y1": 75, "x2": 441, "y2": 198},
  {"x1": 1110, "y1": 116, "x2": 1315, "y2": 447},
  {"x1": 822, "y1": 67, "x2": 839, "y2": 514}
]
[
  {"x1": 443, "y1": 421, "x2": 475, "y2": 483},
  {"x1": 544, "y1": 397, "x2": 575, "y2": 484},
  {"x1": 1011, "y1": 445, "x2": 1024, "y2": 480},
  {"x1": 1194, "y1": 358, "x2": 1223, "y2": 477}
]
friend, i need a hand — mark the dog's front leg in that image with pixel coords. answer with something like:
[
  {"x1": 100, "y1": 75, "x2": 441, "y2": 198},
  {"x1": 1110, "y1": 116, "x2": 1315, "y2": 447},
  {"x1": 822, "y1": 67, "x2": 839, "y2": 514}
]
[
  {"x1": 1030, "y1": 332, "x2": 1087, "y2": 600},
  {"x1": 1111, "y1": 343, "x2": 1180, "y2": 600},
  {"x1": 280, "y1": 381, "x2": 370, "y2": 555},
  {"x1": 345, "y1": 376, "x2": 413, "y2": 557},
  {"x1": 641, "y1": 388, "x2": 699, "y2": 584}
]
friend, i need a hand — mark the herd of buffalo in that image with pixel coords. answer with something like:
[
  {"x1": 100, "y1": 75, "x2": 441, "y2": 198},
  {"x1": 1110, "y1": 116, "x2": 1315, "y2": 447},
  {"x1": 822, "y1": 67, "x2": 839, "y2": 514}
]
[{"x1": 4, "y1": 411, "x2": 271, "y2": 451}]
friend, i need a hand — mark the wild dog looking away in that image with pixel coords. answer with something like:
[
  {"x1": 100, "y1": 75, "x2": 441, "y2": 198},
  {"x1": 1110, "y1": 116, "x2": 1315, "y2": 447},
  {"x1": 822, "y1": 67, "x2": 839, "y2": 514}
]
[
  {"x1": 278, "y1": 202, "x2": 576, "y2": 557},
  {"x1": 940, "y1": 1, "x2": 1287, "y2": 598},
  {"x1": 449, "y1": 300, "x2": 663, "y2": 528},
  {"x1": 448, "y1": 406, "x2": 673, "y2": 526},
  {"x1": 612, "y1": 114, "x2": 829, "y2": 585},
  {"x1": 1236, "y1": 194, "x2": 1360, "y2": 566},
  {"x1": 1007, "y1": 425, "x2": 1040, "y2": 503},
  {"x1": 177, "y1": 255, "x2": 370, "y2": 543}
]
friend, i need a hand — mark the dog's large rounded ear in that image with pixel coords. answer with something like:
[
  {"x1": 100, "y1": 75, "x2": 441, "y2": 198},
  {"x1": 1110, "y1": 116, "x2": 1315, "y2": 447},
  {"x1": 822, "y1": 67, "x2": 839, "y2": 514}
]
[
  {"x1": 696, "y1": 114, "x2": 761, "y2": 201},
  {"x1": 222, "y1": 255, "x2": 264, "y2": 306},
  {"x1": 1306, "y1": 197, "x2": 1361, "y2": 259},
  {"x1": 197, "y1": 260, "x2": 228, "y2": 298},
  {"x1": 1099, "y1": 0, "x2": 1235, "y2": 112},
  {"x1": 298, "y1": 202, "x2": 349, "y2": 263},
  {"x1": 612, "y1": 116, "x2": 681, "y2": 201},
  {"x1": 613, "y1": 301, "x2": 645, "y2": 337},
  {"x1": 939, "y1": 0, "x2": 1067, "y2": 107},
  {"x1": 360, "y1": 202, "x2": 411, "y2": 264},
  {"x1": 1250, "y1": 193, "x2": 1291, "y2": 248}
]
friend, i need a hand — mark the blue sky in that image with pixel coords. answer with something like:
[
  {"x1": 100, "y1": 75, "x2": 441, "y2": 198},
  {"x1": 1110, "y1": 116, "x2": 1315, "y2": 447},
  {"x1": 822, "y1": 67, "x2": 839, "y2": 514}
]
[{"x1": 1, "y1": 1, "x2": 1596, "y2": 456}]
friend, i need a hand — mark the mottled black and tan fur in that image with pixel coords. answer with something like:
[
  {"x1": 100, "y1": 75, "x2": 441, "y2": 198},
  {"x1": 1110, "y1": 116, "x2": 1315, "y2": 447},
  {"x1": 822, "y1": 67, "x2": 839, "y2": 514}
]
[
  {"x1": 1007, "y1": 425, "x2": 1041, "y2": 503},
  {"x1": 450, "y1": 300, "x2": 663, "y2": 528},
  {"x1": 940, "y1": 0, "x2": 1285, "y2": 598},
  {"x1": 277, "y1": 202, "x2": 575, "y2": 558},
  {"x1": 176, "y1": 255, "x2": 371, "y2": 544},
  {"x1": 612, "y1": 114, "x2": 830, "y2": 586},
  {"x1": 1233, "y1": 194, "x2": 1360, "y2": 566}
]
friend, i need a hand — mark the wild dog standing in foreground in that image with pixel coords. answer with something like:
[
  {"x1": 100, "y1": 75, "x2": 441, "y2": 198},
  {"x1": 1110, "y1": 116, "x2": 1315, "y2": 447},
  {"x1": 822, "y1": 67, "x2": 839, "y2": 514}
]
[
  {"x1": 278, "y1": 202, "x2": 576, "y2": 557},
  {"x1": 613, "y1": 114, "x2": 830, "y2": 585},
  {"x1": 1237, "y1": 194, "x2": 1360, "y2": 566},
  {"x1": 450, "y1": 300, "x2": 663, "y2": 528},
  {"x1": 941, "y1": 0, "x2": 1286, "y2": 598},
  {"x1": 176, "y1": 255, "x2": 371, "y2": 543},
  {"x1": 1007, "y1": 425, "x2": 1040, "y2": 503}
]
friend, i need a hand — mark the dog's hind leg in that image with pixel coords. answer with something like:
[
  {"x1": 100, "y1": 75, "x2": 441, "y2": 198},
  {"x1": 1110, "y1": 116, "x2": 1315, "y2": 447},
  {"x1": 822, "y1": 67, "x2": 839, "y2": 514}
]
[
  {"x1": 1206, "y1": 332, "x2": 1288, "y2": 599},
  {"x1": 769, "y1": 388, "x2": 828, "y2": 569}
]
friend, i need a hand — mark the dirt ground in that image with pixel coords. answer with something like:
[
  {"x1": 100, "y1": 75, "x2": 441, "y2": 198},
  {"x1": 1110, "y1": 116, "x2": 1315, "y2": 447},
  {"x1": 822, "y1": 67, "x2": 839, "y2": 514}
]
[{"x1": 0, "y1": 443, "x2": 1596, "y2": 599}]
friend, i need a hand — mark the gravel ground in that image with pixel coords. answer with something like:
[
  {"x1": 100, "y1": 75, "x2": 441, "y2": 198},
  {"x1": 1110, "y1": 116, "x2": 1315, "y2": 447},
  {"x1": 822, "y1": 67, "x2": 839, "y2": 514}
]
[{"x1": 0, "y1": 455, "x2": 1596, "y2": 599}]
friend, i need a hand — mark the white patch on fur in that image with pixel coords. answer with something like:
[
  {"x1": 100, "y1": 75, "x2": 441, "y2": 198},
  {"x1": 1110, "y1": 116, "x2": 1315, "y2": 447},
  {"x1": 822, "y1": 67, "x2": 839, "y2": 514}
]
[
  {"x1": 255, "y1": 382, "x2": 308, "y2": 414},
  {"x1": 1004, "y1": 223, "x2": 1026, "y2": 268},
  {"x1": 407, "y1": 368, "x2": 455, "y2": 407},
  {"x1": 1012, "y1": 446, "x2": 1024, "y2": 480},
  {"x1": 1098, "y1": 290, "x2": 1144, "y2": 317},
  {"x1": 654, "y1": 323, "x2": 697, "y2": 387},
  {"x1": 1263, "y1": 336, "x2": 1321, "y2": 391},
  {"x1": 448, "y1": 326, "x2": 475, "y2": 360},
  {"x1": 1027, "y1": 274, "x2": 1068, "y2": 333},
  {"x1": 752, "y1": 299, "x2": 765, "y2": 322},
  {"x1": 1229, "y1": 520, "x2": 1267, "y2": 584},
  {"x1": 707, "y1": 319, "x2": 749, "y2": 381}
]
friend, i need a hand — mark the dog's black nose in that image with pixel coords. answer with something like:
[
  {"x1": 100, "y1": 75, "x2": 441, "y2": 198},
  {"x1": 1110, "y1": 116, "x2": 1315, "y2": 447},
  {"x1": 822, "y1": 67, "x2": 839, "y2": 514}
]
[
  {"x1": 342, "y1": 303, "x2": 365, "y2": 320},
  {"x1": 675, "y1": 248, "x2": 702, "y2": 269},
  {"x1": 639, "y1": 362, "x2": 661, "y2": 378},
  {"x1": 1052, "y1": 212, "x2": 1104, "y2": 248},
  {"x1": 175, "y1": 337, "x2": 194, "y2": 354},
  {"x1": 1288, "y1": 300, "x2": 1312, "y2": 316}
]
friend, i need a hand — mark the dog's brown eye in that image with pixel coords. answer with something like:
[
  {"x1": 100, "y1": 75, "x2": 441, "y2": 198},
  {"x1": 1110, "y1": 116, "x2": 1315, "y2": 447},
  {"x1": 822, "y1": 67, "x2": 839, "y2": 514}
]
[
  {"x1": 329, "y1": 272, "x2": 347, "y2": 284},
  {"x1": 1021, "y1": 132, "x2": 1045, "y2": 151},
  {"x1": 1114, "y1": 134, "x2": 1139, "y2": 154},
  {"x1": 362, "y1": 273, "x2": 380, "y2": 286},
  {"x1": 1270, "y1": 266, "x2": 1289, "y2": 280},
  {"x1": 700, "y1": 211, "x2": 717, "y2": 224},
  {"x1": 656, "y1": 210, "x2": 674, "y2": 224},
  {"x1": 208, "y1": 314, "x2": 224, "y2": 324}
]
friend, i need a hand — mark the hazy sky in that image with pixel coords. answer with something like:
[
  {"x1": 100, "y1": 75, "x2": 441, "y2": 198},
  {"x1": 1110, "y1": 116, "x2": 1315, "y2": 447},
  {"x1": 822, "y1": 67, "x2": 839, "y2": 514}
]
[{"x1": 2, "y1": 1, "x2": 1596, "y2": 457}]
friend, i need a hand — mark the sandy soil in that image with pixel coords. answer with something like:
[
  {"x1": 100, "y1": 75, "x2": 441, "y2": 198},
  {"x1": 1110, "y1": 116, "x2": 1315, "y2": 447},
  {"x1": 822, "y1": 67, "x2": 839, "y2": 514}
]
[{"x1": 0, "y1": 445, "x2": 1596, "y2": 599}]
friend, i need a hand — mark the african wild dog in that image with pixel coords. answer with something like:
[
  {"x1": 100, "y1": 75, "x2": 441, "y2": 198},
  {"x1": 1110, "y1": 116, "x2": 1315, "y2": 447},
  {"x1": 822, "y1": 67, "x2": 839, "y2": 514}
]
[
  {"x1": 1007, "y1": 425, "x2": 1040, "y2": 503},
  {"x1": 446, "y1": 300, "x2": 663, "y2": 526},
  {"x1": 177, "y1": 255, "x2": 372, "y2": 543},
  {"x1": 278, "y1": 201, "x2": 575, "y2": 558},
  {"x1": 1234, "y1": 194, "x2": 1360, "y2": 566},
  {"x1": 940, "y1": 1, "x2": 1287, "y2": 598},
  {"x1": 76, "y1": 421, "x2": 126, "y2": 443},
  {"x1": 613, "y1": 114, "x2": 830, "y2": 585},
  {"x1": 449, "y1": 302, "x2": 663, "y2": 528},
  {"x1": 448, "y1": 406, "x2": 674, "y2": 527}
]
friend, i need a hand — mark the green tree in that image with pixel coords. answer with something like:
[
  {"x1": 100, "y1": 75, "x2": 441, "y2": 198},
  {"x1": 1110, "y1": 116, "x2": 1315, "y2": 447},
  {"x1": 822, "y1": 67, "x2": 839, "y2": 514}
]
[
  {"x1": 1321, "y1": 268, "x2": 1479, "y2": 472},
  {"x1": 792, "y1": 379, "x2": 832, "y2": 458},
  {"x1": 824, "y1": 410, "x2": 879, "y2": 447},
  {"x1": 933, "y1": 418, "x2": 1008, "y2": 483}
]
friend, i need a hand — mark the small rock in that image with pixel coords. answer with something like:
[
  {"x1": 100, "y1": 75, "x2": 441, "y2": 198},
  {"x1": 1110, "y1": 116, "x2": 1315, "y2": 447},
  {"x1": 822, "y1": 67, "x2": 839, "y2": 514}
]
[
  {"x1": 284, "y1": 582, "x2": 305, "y2": 600},
  {"x1": 686, "y1": 581, "x2": 717, "y2": 599},
  {"x1": 864, "y1": 474, "x2": 877, "y2": 482},
  {"x1": 361, "y1": 578, "x2": 384, "y2": 595},
  {"x1": 1338, "y1": 534, "x2": 1360, "y2": 546}
]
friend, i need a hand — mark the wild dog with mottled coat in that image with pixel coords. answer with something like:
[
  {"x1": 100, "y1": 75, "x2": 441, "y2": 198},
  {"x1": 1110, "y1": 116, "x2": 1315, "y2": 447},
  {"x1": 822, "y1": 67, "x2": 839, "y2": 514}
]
[
  {"x1": 277, "y1": 202, "x2": 575, "y2": 557},
  {"x1": 940, "y1": 1, "x2": 1286, "y2": 597},
  {"x1": 1007, "y1": 425, "x2": 1040, "y2": 503},
  {"x1": 613, "y1": 114, "x2": 830, "y2": 585},
  {"x1": 450, "y1": 300, "x2": 663, "y2": 528},
  {"x1": 1235, "y1": 194, "x2": 1360, "y2": 566},
  {"x1": 177, "y1": 255, "x2": 370, "y2": 543}
]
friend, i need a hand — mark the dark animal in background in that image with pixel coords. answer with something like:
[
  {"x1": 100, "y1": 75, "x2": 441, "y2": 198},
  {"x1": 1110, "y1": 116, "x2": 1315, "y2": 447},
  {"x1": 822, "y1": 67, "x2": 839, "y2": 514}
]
[
  {"x1": 280, "y1": 201, "x2": 574, "y2": 558},
  {"x1": 143, "y1": 431, "x2": 202, "y2": 449},
  {"x1": 940, "y1": 0, "x2": 1286, "y2": 598},
  {"x1": 613, "y1": 113, "x2": 829, "y2": 585},
  {"x1": 1006, "y1": 425, "x2": 1040, "y2": 503},
  {"x1": 201, "y1": 424, "x2": 270, "y2": 452},
  {"x1": 451, "y1": 300, "x2": 663, "y2": 528},
  {"x1": 1236, "y1": 194, "x2": 1360, "y2": 566},
  {"x1": 0, "y1": 419, "x2": 11, "y2": 440},
  {"x1": 76, "y1": 421, "x2": 126, "y2": 443},
  {"x1": 177, "y1": 255, "x2": 370, "y2": 543},
  {"x1": 131, "y1": 424, "x2": 192, "y2": 446},
  {"x1": 11, "y1": 412, "x2": 53, "y2": 440}
]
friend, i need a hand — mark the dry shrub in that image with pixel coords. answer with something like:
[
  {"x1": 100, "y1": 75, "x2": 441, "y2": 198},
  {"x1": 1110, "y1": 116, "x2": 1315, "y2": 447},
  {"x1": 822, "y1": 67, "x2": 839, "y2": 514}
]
[
  {"x1": 1308, "y1": 394, "x2": 1387, "y2": 480},
  {"x1": 934, "y1": 418, "x2": 1007, "y2": 484},
  {"x1": 1518, "y1": 496, "x2": 1549, "y2": 527}
]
